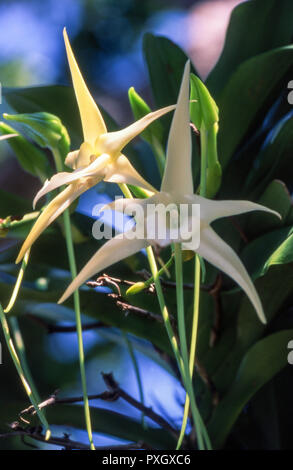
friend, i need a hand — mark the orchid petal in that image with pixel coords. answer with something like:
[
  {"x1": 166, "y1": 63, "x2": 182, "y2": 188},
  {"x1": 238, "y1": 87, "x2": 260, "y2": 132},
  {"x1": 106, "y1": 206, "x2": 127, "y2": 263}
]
[
  {"x1": 161, "y1": 61, "x2": 193, "y2": 196},
  {"x1": 63, "y1": 28, "x2": 107, "y2": 146},
  {"x1": 33, "y1": 154, "x2": 110, "y2": 208},
  {"x1": 104, "y1": 154, "x2": 156, "y2": 192},
  {"x1": 195, "y1": 196, "x2": 281, "y2": 224},
  {"x1": 97, "y1": 105, "x2": 175, "y2": 157},
  {"x1": 65, "y1": 142, "x2": 93, "y2": 170},
  {"x1": 58, "y1": 231, "x2": 148, "y2": 303},
  {"x1": 17, "y1": 185, "x2": 79, "y2": 263},
  {"x1": 0, "y1": 134, "x2": 17, "y2": 141},
  {"x1": 100, "y1": 197, "x2": 149, "y2": 214},
  {"x1": 197, "y1": 226, "x2": 266, "y2": 323}
]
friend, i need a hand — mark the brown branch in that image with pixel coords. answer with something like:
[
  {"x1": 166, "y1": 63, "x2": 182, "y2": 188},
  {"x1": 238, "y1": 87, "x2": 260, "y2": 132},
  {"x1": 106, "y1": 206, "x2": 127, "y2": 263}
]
[
  {"x1": 19, "y1": 375, "x2": 179, "y2": 440},
  {"x1": 0, "y1": 424, "x2": 149, "y2": 450},
  {"x1": 102, "y1": 373, "x2": 179, "y2": 439}
]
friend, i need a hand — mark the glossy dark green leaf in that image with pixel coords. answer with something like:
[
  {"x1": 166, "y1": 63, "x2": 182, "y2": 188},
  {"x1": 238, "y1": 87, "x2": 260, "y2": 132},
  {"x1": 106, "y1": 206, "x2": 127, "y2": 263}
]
[
  {"x1": 0, "y1": 122, "x2": 49, "y2": 178},
  {"x1": 244, "y1": 116, "x2": 293, "y2": 198},
  {"x1": 208, "y1": 329, "x2": 293, "y2": 448},
  {"x1": 143, "y1": 33, "x2": 195, "y2": 109},
  {"x1": 207, "y1": 0, "x2": 293, "y2": 96},
  {"x1": 217, "y1": 46, "x2": 293, "y2": 168},
  {"x1": 247, "y1": 180, "x2": 290, "y2": 239}
]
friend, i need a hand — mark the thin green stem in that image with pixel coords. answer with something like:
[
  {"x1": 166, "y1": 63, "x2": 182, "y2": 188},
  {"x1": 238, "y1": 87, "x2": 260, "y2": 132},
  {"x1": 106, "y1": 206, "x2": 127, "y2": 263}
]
[
  {"x1": 119, "y1": 182, "x2": 209, "y2": 449},
  {"x1": 0, "y1": 304, "x2": 51, "y2": 440},
  {"x1": 9, "y1": 316, "x2": 41, "y2": 404},
  {"x1": 3, "y1": 248, "x2": 50, "y2": 435},
  {"x1": 123, "y1": 332, "x2": 146, "y2": 429},
  {"x1": 176, "y1": 254, "x2": 201, "y2": 449},
  {"x1": 4, "y1": 249, "x2": 31, "y2": 314},
  {"x1": 53, "y1": 149, "x2": 95, "y2": 450}
]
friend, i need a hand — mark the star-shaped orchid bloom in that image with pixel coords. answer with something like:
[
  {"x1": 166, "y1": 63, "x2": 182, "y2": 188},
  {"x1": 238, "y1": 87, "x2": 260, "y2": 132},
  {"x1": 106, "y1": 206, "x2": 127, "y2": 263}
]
[
  {"x1": 59, "y1": 61, "x2": 279, "y2": 323},
  {"x1": 16, "y1": 29, "x2": 175, "y2": 263}
]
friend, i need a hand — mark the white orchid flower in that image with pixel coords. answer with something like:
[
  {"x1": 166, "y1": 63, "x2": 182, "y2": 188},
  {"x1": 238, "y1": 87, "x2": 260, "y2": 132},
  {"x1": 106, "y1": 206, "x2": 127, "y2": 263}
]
[
  {"x1": 16, "y1": 29, "x2": 175, "y2": 263},
  {"x1": 59, "y1": 61, "x2": 280, "y2": 323}
]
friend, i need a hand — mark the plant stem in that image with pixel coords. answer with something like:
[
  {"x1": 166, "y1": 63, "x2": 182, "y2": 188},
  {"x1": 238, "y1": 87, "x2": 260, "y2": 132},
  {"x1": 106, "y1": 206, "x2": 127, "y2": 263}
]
[
  {"x1": 0, "y1": 304, "x2": 51, "y2": 440},
  {"x1": 4, "y1": 249, "x2": 31, "y2": 314},
  {"x1": 123, "y1": 332, "x2": 146, "y2": 429},
  {"x1": 119, "y1": 182, "x2": 208, "y2": 448},
  {"x1": 176, "y1": 253, "x2": 201, "y2": 449},
  {"x1": 3, "y1": 249, "x2": 50, "y2": 435},
  {"x1": 53, "y1": 149, "x2": 95, "y2": 450}
]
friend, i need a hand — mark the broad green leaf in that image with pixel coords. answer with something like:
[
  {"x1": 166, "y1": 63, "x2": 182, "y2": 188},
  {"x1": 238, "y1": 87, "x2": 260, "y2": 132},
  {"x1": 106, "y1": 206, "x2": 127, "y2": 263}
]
[
  {"x1": 246, "y1": 180, "x2": 291, "y2": 238},
  {"x1": 217, "y1": 46, "x2": 293, "y2": 168},
  {"x1": 210, "y1": 264, "x2": 293, "y2": 396},
  {"x1": 244, "y1": 116, "x2": 293, "y2": 198},
  {"x1": 143, "y1": 33, "x2": 195, "y2": 110},
  {"x1": 208, "y1": 329, "x2": 293, "y2": 448},
  {"x1": 4, "y1": 112, "x2": 70, "y2": 159},
  {"x1": 241, "y1": 226, "x2": 293, "y2": 279},
  {"x1": 3, "y1": 86, "x2": 117, "y2": 148},
  {"x1": 0, "y1": 122, "x2": 49, "y2": 178},
  {"x1": 207, "y1": 0, "x2": 293, "y2": 96}
]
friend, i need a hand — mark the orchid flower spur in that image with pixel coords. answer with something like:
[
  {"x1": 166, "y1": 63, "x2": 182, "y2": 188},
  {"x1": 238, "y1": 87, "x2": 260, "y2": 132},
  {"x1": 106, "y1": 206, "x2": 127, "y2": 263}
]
[
  {"x1": 15, "y1": 29, "x2": 175, "y2": 264},
  {"x1": 59, "y1": 61, "x2": 280, "y2": 324}
]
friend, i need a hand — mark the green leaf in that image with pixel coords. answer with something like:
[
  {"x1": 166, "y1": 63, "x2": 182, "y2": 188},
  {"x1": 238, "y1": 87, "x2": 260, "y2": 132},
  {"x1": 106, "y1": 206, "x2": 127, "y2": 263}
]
[
  {"x1": 241, "y1": 226, "x2": 293, "y2": 279},
  {"x1": 208, "y1": 329, "x2": 293, "y2": 448},
  {"x1": 3, "y1": 85, "x2": 117, "y2": 149},
  {"x1": 217, "y1": 46, "x2": 293, "y2": 168},
  {"x1": 246, "y1": 180, "x2": 291, "y2": 239},
  {"x1": 128, "y1": 87, "x2": 163, "y2": 144},
  {"x1": 0, "y1": 121, "x2": 49, "y2": 178},
  {"x1": 143, "y1": 33, "x2": 195, "y2": 110},
  {"x1": 244, "y1": 117, "x2": 293, "y2": 198},
  {"x1": 4, "y1": 112, "x2": 70, "y2": 159},
  {"x1": 207, "y1": 0, "x2": 293, "y2": 96}
]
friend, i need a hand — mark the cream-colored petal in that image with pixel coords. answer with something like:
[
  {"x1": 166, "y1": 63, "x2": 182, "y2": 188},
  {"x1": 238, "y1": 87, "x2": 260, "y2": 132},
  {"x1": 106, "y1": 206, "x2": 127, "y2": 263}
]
[
  {"x1": 194, "y1": 195, "x2": 281, "y2": 224},
  {"x1": 161, "y1": 61, "x2": 193, "y2": 196},
  {"x1": 96, "y1": 105, "x2": 175, "y2": 157},
  {"x1": 58, "y1": 231, "x2": 148, "y2": 303},
  {"x1": 63, "y1": 28, "x2": 107, "y2": 146},
  {"x1": 33, "y1": 153, "x2": 110, "y2": 208},
  {"x1": 104, "y1": 154, "x2": 156, "y2": 192},
  {"x1": 197, "y1": 226, "x2": 266, "y2": 323},
  {"x1": 100, "y1": 197, "x2": 148, "y2": 214},
  {"x1": 17, "y1": 185, "x2": 78, "y2": 263},
  {"x1": 0, "y1": 134, "x2": 17, "y2": 141},
  {"x1": 65, "y1": 142, "x2": 93, "y2": 170}
]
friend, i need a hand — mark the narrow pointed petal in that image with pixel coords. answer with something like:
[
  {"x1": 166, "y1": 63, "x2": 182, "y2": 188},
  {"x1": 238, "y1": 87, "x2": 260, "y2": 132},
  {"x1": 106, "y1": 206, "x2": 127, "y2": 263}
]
[
  {"x1": 63, "y1": 28, "x2": 107, "y2": 145},
  {"x1": 58, "y1": 231, "x2": 148, "y2": 303},
  {"x1": 17, "y1": 185, "x2": 78, "y2": 263},
  {"x1": 33, "y1": 154, "x2": 110, "y2": 208},
  {"x1": 197, "y1": 226, "x2": 266, "y2": 323},
  {"x1": 0, "y1": 134, "x2": 17, "y2": 141},
  {"x1": 161, "y1": 61, "x2": 193, "y2": 196},
  {"x1": 195, "y1": 196, "x2": 281, "y2": 224},
  {"x1": 104, "y1": 154, "x2": 156, "y2": 192},
  {"x1": 97, "y1": 105, "x2": 175, "y2": 157}
]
